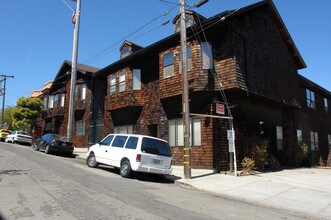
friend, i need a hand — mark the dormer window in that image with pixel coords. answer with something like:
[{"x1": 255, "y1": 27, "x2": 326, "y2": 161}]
[
  {"x1": 121, "y1": 47, "x2": 130, "y2": 59},
  {"x1": 120, "y1": 41, "x2": 143, "y2": 59}
]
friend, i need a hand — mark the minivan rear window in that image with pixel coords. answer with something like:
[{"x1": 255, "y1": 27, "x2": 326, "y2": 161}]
[{"x1": 141, "y1": 137, "x2": 172, "y2": 157}]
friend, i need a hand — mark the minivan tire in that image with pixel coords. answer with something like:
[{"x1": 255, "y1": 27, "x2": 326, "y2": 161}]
[
  {"x1": 87, "y1": 154, "x2": 98, "y2": 168},
  {"x1": 120, "y1": 160, "x2": 132, "y2": 178}
]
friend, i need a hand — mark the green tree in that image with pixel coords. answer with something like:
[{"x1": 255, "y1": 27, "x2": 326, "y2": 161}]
[
  {"x1": 12, "y1": 97, "x2": 43, "y2": 132},
  {"x1": 0, "y1": 106, "x2": 15, "y2": 130}
]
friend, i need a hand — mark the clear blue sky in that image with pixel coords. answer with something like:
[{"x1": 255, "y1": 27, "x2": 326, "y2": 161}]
[{"x1": 1, "y1": 0, "x2": 330, "y2": 107}]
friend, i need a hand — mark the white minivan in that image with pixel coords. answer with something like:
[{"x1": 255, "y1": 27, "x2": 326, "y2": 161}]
[{"x1": 86, "y1": 134, "x2": 172, "y2": 178}]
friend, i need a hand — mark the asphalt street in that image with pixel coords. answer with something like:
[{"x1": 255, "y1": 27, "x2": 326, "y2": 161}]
[{"x1": 0, "y1": 142, "x2": 320, "y2": 220}]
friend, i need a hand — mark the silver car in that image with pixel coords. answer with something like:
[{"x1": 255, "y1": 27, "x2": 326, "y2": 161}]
[{"x1": 5, "y1": 131, "x2": 33, "y2": 145}]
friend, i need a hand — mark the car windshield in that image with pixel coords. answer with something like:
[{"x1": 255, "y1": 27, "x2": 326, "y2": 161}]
[
  {"x1": 52, "y1": 134, "x2": 70, "y2": 142},
  {"x1": 141, "y1": 137, "x2": 172, "y2": 157}
]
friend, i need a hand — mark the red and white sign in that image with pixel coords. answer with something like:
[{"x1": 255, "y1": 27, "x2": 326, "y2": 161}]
[{"x1": 216, "y1": 103, "x2": 225, "y2": 115}]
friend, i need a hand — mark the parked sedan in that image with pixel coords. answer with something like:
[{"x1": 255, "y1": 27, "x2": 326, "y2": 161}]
[
  {"x1": 5, "y1": 131, "x2": 32, "y2": 145},
  {"x1": 32, "y1": 133, "x2": 74, "y2": 156}
]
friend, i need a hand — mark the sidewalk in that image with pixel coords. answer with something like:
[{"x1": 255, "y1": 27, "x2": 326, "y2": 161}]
[{"x1": 74, "y1": 148, "x2": 331, "y2": 219}]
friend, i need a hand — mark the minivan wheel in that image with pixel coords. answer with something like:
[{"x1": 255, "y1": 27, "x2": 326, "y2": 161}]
[
  {"x1": 120, "y1": 160, "x2": 132, "y2": 178},
  {"x1": 87, "y1": 154, "x2": 98, "y2": 168}
]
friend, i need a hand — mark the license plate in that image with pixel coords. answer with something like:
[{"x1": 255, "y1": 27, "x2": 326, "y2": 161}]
[{"x1": 152, "y1": 159, "x2": 161, "y2": 164}]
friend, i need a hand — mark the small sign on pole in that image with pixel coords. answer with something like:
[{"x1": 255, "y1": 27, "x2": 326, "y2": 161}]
[
  {"x1": 227, "y1": 129, "x2": 235, "y2": 153},
  {"x1": 216, "y1": 103, "x2": 225, "y2": 115}
]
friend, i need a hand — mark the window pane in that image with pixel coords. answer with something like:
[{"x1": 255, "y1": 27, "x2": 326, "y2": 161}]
[
  {"x1": 179, "y1": 45, "x2": 192, "y2": 73},
  {"x1": 163, "y1": 51, "x2": 174, "y2": 67},
  {"x1": 163, "y1": 51, "x2": 174, "y2": 78},
  {"x1": 141, "y1": 137, "x2": 171, "y2": 157},
  {"x1": 276, "y1": 126, "x2": 283, "y2": 151},
  {"x1": 114, "y1": 125, "x2": 132, "y2": 134},
  {"x1": 276, "y1": 126, "x2": 283, "y2": 139},
  {"x1": 201, "y1": 42, "x2": 213, "y2": 69},
  {"x1": 77, "y1": 120, "x2": 84, "y2": 136},
  {"x1": 133, "y1": 69, "x2": 141, "y2": 90},
  {"x1": 119, "y1": 72, "x2": 126, "y2": 92},
  {"x1": 43, "y1": 97, "x2": 48, "y2": 108},
  {"x1": 297, "y1": 130, "x2": 302, "y2": 142},
  {"x1": 112, "y1": 135, "x2": 128, "y2": 148},
  {"x1": 310, "y1": 131, "x2": 315, "y2": 150},
  {"x1": 192, "y1": 118, "x2": 201, "y2": 146},
  {"x1": 163, "y1": 65, "x2": 175, "y2": 78},
  {"x1": 60, "y1": 94, "x2": 65, "y2": 107},
  {"x1": 48, "y1": 95, "x2": 54, "y2": 109},
  {"x1": 169, "y1": 120, "x2": 176, "y2": 146},
  {"x1": 101, "y1": 135, "x2": 114, "y2": 146},
  {"x1": 177, "y1": 120, "x2": 184, "y2": 146},
  {"x1": 125, "y1": 137, "x2": 138, "y2": 149},
  {"x1": 81, "y1": 84, "x2": 86, "y2": 100},
  {"x1": 110, "y1": 75, "x2": 116, "y2": 95}
]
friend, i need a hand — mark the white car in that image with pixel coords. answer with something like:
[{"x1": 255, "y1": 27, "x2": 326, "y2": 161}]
[
  {"x1": 86, "y1": 134, "x2": 172, "y2": 178},
  {"x1": 5, "y1": 131, "x2": 33, "y2": 145}
]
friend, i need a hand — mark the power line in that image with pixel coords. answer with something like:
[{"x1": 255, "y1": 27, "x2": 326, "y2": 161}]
[{"x1": 82, "y1": 5, "x2": 177, "y2": 65}]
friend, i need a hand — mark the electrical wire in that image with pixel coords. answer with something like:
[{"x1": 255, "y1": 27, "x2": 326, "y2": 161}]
[
  {"x1": 82, "y1": 5, "x2": 177, "y2": 65},
  {"x1": 193, "y1": 12, "x2": 235, "y2": 118}
]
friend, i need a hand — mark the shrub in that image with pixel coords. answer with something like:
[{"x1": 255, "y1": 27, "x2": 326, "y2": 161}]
[
  {"x1": 295, "y1": 143, "x2": 309, "y2": 166},
  {"x1": 251, "y1": 140, "x2": 269, "y2": 170},
  {"x1": 269, "y1": 154, "x2": 282, "y2": 171},
  {"x1": 241, "y1": 157, "x2": 255, "y2": 174}
]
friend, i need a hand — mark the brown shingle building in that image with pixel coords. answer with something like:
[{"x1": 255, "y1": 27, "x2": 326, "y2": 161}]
[
  {"x1": 89, "y1": 0, "x2": 331, "y2": 171},
  {"x1": 41, "y1": 60, "x2": 99, "y2": 147},
  {"x1": 35, "y1": 1, "x2": 329, "y2": 170}
]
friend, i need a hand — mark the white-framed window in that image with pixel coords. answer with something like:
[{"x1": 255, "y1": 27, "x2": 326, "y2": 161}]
[
  {"x1": 76, "y1": 120, "x2": 84, "y2": 136},
  {"x1": 114, "y1": 125, "x2": 133, "y2": 134},
  {"x1": 81, "y1": 84, "x2": 86, "y2": 100},
  {"x1": 132, "y1": 69, "x2": 141, "y2": 90},
  {"x1": 276, "y1": 126, "x2": 283, "y2": 151},
  {"x1": 60, "y1": 93, "x2": 65, "y2": 107},
  {"x1": 201, "y1": 42, "x2": 213, "y2": 69},
  {"x1": 310, "y1": 131, "x2": 319, "y2": 150},
  {"x1": 163, "y1": 51, "x2": 174, "y2": 78},
  {"x1": 48, "y1": 95, "x2": 54, "y2": 109},
  {"x1": 178, "y1": 45, "x2": 192, "y2": 74},
  {"x1": 168, "y1": 118, "x2": 201, "y2": 147},
  {"x1": 297, "y1": 129, "x2": 303, "y2": 145},
  {"x1": 43, "y1": 96, "x2": 48, "y2": 108},
  {"x1": 306, "y1": 89, "x2": 315, "y2": 108},
  {"x1": 110, "y1": 75, "x2": 116, "y2": 95},
  {"x1": 119, "y1": 72, "x2": 126, "y2": 92},
  {"x1": 324, "y1": 98, "x2": 328, "y2": 112}
]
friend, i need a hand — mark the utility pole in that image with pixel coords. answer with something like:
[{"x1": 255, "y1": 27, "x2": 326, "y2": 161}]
[
  {"x1": 180, "y1": 0, "x2": 208, "y2": 179},
  {"x1": 67, "y1": 0, "x2": 81, "y2": 141},
  {"x1": 179, "y1": 0, "x2": 191, "y2": 179},
  {"x1": 0, "y1": 74, "x2": 14, "y2": 126}
]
